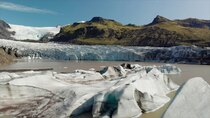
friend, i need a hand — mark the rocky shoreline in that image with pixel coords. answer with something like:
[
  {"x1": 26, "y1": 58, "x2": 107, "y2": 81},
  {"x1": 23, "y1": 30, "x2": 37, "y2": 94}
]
[
  {"x1": 0, "y1": 45, "x2": 23, "y2": 66},
  {"x1": 0, "y1": 48, "x2": 14, "y2": 65}
]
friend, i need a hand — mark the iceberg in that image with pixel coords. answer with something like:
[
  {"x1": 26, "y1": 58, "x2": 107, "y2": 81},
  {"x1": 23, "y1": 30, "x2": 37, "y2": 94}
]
[
  {"x1": 99, "y1": 65, "x2": 127, "y2": 79},
  {"x1": 0, "y1": 64, "x2": 179, "y2": 118},
  {"x1": 163, "y1": 77, "x2": 210, "y2": 118},
  {"x1": 144, "y1": 64, "x2": 181, "y2": 74},
  {"x1": 0, "y1": 85, "x2": 64, "y2": 118}
]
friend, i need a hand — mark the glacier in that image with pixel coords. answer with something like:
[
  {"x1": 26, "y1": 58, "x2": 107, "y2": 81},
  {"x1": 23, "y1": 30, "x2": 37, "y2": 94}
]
[
  {"x1": 0, "y1": 39, "x2": 210, "y2": 64},
  {"x1": 0, "y1": 64, "x2": 179, "y2": 118},
  {"x1": 8, "y1": 24, "x2": 60, "y2": 41}
]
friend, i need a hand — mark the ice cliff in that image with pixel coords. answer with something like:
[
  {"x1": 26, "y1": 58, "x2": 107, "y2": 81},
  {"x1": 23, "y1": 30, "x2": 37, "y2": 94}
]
[{"x1": 0, "y1": 39, "x2": 210, "y2": 64}]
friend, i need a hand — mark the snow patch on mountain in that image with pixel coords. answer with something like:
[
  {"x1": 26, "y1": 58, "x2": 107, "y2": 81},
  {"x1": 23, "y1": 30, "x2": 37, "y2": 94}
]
[{"x1": 8, "y1": 24, "x2": 60, "y2": 40}]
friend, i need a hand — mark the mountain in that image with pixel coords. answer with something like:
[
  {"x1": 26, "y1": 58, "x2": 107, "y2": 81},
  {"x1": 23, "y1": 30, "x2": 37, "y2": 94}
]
[
  {"x1": 147, "y1": 15, "x2": 171, "y2": 25},
  {"x1": 51, "y1": 17, "x2": 131, "y2": 45},
  {"x1": 1, "y1": 16, "x2": 210, "y2": 47},
  {"x1": 0, "y1": 20, "x2": 15, "y2": 40},
  {"x1": 176, "y1": 18, "x2": 210, "y2": 28},
  {"x1": 52, "y1": 16, "x2": 210, "y2": 47}
]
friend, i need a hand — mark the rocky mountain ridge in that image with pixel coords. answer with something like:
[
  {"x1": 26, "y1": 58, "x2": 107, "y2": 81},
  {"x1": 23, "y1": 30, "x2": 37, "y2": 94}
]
[
  {"x1": 0, "y1": 20, "x2": 15, "y2": 40},
  {"x1": 1, "y1": 16, "x2": 210, "y2": 47},
  {"x1": 52, "y1": 16, "x2": 210, "y2": 47}
]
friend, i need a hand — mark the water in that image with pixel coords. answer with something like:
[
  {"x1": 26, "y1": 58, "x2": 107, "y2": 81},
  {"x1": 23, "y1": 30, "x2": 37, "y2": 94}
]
[
  {"x1": 0, "y1": 59, "x2": 209, "y2": 118},
  {"x1": 1, "y1": 59, "x2": 210, "y2": 85}
]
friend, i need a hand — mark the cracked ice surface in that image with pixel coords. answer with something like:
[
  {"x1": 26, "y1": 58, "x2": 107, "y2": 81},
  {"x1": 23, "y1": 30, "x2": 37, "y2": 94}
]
[{"x1": 0, "y1": 64, "x2": 180, "y2": 118}]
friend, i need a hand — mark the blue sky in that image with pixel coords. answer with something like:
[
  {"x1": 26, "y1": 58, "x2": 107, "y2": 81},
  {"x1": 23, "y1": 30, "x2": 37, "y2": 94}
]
[{"x1": 0, "y1": 0, "x2": 210, "y2": 27}]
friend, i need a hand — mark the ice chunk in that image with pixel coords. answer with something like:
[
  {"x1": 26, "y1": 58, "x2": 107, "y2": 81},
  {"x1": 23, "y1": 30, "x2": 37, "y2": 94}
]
[
  {"x1": 99, "y1": 66, "x2": 127, "y2": 79},
  {"x1": 9, "y1": 71, "x2": 69, "y2": 91},
  {"x1": 0, "y1": 64, "x2": 179, "y2": 118},
  {"x1": 0, "y1": 85, "x2": 64, "y2": 118},
  {"x1": 92, "y1": 85, "x2": 142, "y2": 118},
  {"x1": 0, "y1": 72, "x2": 19, "y2": 83},
  {"x1": 163, "y1": 77, "x2": 210, "y2": 118},
  {"x1": 55, "y1": 70, "x2": 104, "y2": 84},
  {"x1": 144, "y1": 64, "x2": 181, "y2": 74}
]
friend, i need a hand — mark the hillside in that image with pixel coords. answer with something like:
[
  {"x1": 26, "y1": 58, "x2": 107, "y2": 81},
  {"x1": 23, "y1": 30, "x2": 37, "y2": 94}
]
[
  {"x1": 52, "y1": 16, "x2": 210, "y2": 47},
  {"x1": 0, "y1": 20, "x2": 15, "y2": 40},
  {"x1": 1, "y1": 16, "x2": 210, "y2": 47}
]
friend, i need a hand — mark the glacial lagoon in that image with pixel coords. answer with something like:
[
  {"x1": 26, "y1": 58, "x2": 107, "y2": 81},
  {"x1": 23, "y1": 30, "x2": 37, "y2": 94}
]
[
  {"x1": 1, "y1": 59, "x2": 210, "y2": 85},
  {"x1": 0, "y1": 59, "x2": 209, "y2": 118}
]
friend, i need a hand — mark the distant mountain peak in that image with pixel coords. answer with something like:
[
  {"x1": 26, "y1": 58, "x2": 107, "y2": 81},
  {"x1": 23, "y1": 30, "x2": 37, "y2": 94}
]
[
  {"x1": 150, "y1": 15, "x2": 170, "y2": 25},
  {"x1": 176, "y1": 18, "x2": 210, "y2": 28},
  {"x1": 89, "y1": 16, "x2": 121, "y2": 25},
  {"x1": 90, "y1": 17, "x2": 106, "y2": 22}
]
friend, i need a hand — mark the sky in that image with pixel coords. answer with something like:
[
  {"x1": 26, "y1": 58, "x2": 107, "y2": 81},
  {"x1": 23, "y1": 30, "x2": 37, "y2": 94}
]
[{"x1": 0, "y1": 0, "x2": 210, "y2": 27}]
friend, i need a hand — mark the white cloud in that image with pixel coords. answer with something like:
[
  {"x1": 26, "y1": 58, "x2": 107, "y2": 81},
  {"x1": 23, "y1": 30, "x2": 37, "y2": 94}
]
[{"x1": 0, "y1": 1, "x2": 57, "y2": 14}]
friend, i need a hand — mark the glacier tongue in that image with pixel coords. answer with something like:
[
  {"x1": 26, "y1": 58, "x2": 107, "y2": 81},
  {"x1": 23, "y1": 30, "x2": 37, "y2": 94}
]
[
  {"x1": 8, "y1": 24, "x2": 60, "y2": 41},
  {"x1": 0, "y1": 39, "x2": 210, "y2": 64},
  {"x1": 0, "y1": 64, "x2": 179, "y2": 118}
]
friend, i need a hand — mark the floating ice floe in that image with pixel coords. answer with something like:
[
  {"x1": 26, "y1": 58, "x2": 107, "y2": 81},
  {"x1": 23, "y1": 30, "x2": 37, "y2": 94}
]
[
  {"x1": 144, "y1": 64, "x2": 182, "y2": 74},
  {"x1": 121, "y1": 63, "x2": 181, "y2": 75},
  {"x1": 0, "y1": 64, "x2": 180, "y2": 118},
  {"x1": 163, "y1": 77, "x2": 210, "y2": 118},
  {"x1": 99, "y1": 65, "x2": 127, "y2": 79}
]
